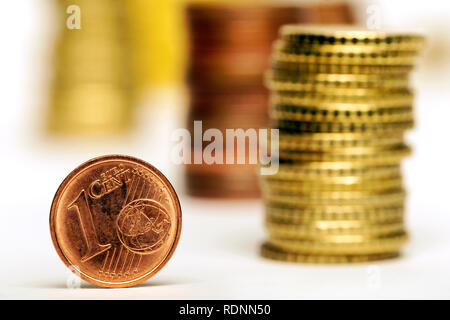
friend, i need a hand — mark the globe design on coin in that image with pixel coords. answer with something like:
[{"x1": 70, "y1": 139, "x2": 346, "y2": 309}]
[{"x1": 116, "y1": 199, "x2": 171, "y2": 254}]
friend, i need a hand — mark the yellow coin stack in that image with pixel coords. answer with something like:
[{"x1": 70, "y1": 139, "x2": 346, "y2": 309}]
[
  {"x1": 125, "y1": 0, "x2": 187, "y2": 92},
  {"x1": 261, "y1": 25, "x2": 425, "y2": 263},
  {"x1": 47, "y1": 0, "x2": 134, "y2": 134}
]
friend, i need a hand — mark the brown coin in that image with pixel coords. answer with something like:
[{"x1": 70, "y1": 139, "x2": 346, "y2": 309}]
[{"x1": 50, "y1": 155, "x2": 182, "y2": 288}]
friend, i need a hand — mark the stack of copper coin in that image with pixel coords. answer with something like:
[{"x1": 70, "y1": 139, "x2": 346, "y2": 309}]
[
  {"x1": 185, "y1": 3, "x2": 354, "y2": 198},
  {"x1": 47, "y1": 0, "x2": 134, "y2": 134},
  {"x1": 260, "y1": 25, "x2": 425, "y2": 263}
]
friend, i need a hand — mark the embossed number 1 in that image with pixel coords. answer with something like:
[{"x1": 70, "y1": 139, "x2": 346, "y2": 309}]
[{"x1": 68, "y1": 190, "x2": 111, "y2": 262}]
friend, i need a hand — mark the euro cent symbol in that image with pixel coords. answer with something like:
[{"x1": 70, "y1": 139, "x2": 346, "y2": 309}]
[{"x1": 68, "y1": 189, "x2": 111, "y2": 262}]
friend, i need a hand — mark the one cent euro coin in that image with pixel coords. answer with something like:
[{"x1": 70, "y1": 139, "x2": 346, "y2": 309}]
[{"x1": 50, "y1": 155, "x2": 182, "y2": 288}]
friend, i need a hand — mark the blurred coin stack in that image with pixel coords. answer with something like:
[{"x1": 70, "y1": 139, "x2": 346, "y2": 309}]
[
  {"x1": 47, "y1": 0, "x2": 134, "y2": 134},
  {"x1": 185, "y1": 3, "x2": 353, "y2": 198},
  {"x1": 261, "y1": 25, "x2": 424, "y2": 262},
  {"x1": 125, "y1": 0, "x2": 186, "y2": 93}
]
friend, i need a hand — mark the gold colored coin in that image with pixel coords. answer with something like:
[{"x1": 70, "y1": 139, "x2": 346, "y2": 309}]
[
  {"x1": 266, "y1": 219, "x2": 405, "y2": 237},
  {"x1": 278, "y1": 132, "x2": 405, "y2": 151},
  {"x1": 265, "y1": 189, "x2": 405, "y2": 206},
  {"x1": 273, "y1": 51, "x2": 418, "y2": 66},
  {"x1": 267, "y1": 78, "x2": 410, "y2": 91},
  {"x1": 280, "y1": 25, "x2": 424, "y2": 44},
  {"x1": 265, "y1": 204, "x2": 405, "y2": 222},
  {"x1": 271, "y1": 91, "x2": 414, "y2": 108},
  {"x1": 272, "y1": 107, "x2": 413, "y2": 124},
  {"x1": 269, "y1": 231, "x2": 408, "y2": 255},
  {"x1": 274, "y1": 119, "x2": 414, "y2": 133},
  {"x1": 278, "y1": 144, "x2": 411, "y2": 164},
  {"x1": 261, "y1": 242, "x2": 400, "y2": 263},
  {"x1": 261, "y1": 176, "x2": 403, "y2": 193},
  {"x1": 267, "y1": 70, "x2": 410, "y2": 87},
  {"x1": 272, "y1": 61, "x2": 414, "y2": 75},
  {"x1": 265, "y1": 163, "x2": 402, "y2": 179},
  {"x1": 270, "y1": 87, "x2": 413, "y2": 98},
  {"x1": 277, "y1": 42, "x2": 424, "y2": 54}
]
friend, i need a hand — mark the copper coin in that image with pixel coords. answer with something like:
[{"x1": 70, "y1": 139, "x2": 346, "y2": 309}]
[{"x1": 50, "y1": 155, "x2": 182, "y2": 288}]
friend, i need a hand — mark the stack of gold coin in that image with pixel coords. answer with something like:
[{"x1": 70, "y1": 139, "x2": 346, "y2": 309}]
[
  {"x1": 185, "y1": 3, "x2": 354, "y2": 198},
  {"x1": 261, "y1": 25, "x2": 424, "y2": 263},
  {"x1": 47, "y1": 0, "x2": 134, "y2": 134}
]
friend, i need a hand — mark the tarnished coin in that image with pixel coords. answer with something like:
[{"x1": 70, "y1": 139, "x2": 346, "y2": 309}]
[{"x1": 50, "y1": 155, "x2": 182, "y2": 288}]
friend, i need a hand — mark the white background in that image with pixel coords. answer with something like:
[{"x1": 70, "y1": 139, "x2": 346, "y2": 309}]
[{"x1": 0, "y1": 0, "x2": 450, "y2": 299}]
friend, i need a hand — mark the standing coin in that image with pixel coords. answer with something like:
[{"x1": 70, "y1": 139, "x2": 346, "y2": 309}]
[{"x1": 50, "y1": 155, "x2": 182, "y2": 288}]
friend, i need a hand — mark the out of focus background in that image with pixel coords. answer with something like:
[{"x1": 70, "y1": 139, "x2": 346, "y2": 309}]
[{"x1": 1, "y1": 0, "x2": 450, "y2": 299}]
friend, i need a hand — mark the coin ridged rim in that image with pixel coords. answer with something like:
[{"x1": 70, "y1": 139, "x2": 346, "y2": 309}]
[
  {"x1": 278, "y1": 131, "x2": 405, "y2": 142},
  {"x1": 271, "y1": 106, "x2": 414, "y2": 121},
  {"x1": 266, "y1": 215, "x2": 403, "y2": 227},
  {"x1": 268, "y1": 69, "x2": 411, "y2": 83},
  {"x1": 266, "y1": 221, "x2": 406, "y2": 233},
  {"x1": 271, "y1": 91, "x2": 414, "y2": 107},
  {"x1": 261, "y1": 177, "x2": 403, "y2": 193},
  {"x1": 266, "y1": 78, "x2": 410, "y2": 90},
  {"x1": 280, "y1": 25, "x2": 424, "y2": 41},
  {"x1": 270, "y1": 231, "x2": 407, "y2": 245},
  {"x1": 279, "y1": 143, "x2": 410, "y2": 155},
  {"x1": 278, "y1": 134, "x2": 405, "y2": 151},
  {"x1": 272, "y1": 107, "x2": 413, "y2": 123},
  {"x1": 268, "y1": 232, "x2": 408, "y2": 254},
  {"x1": 261, "y1": 242, "x2": 400, "y2": 263},
  {"x1": 266, "y1": 221, "x2": 404, "y2": 237},
  {"x1": 276, "y1": 42, "x2": 425, "y2": 54},
  {"x1": 265, "y1": 163, "x2": 401, "y2": 179},
  {"x1": 265, "y1": 204, "x2": 405, "y2": 221},
  {"x1": 264, "y1": 188, "x2": 405, "y2": 200},
  {"x1": 266, "y1": 208, "x2": 404, "y2": 224},
  {"x1": 265, "y1": 190, "x2": 406, "y2": 207},
  {"x1": 272, "y1": 61, "x2": 414, "y2": 75},
  {"x1": 273, "y1": 52, "x2": 417, "y2": 66},
  {"x1": 274, "y1": 119, "x2": 414, "y2": 133},
  {"x1": 269, "y1": 87, "x2": 414, "y2": 97},
  {"x1": 262, "y1": 174, "x2": 403, "y2": 185},
  {"x1": 278, "y1": 145, "x2": 411, "y2": 163}
]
